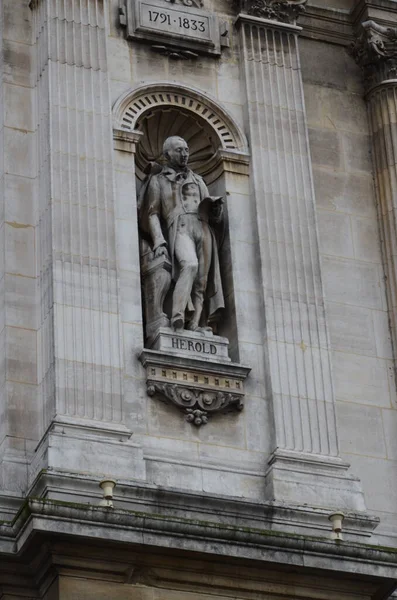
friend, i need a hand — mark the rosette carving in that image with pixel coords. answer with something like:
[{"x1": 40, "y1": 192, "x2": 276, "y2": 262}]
[
  {"x1": 350, "y1": 20, "x2": 397, "y2": 89},
  {"x1": 236, "y1": 0, "x2": 307, "y2": 24},
  {"x1": 147, "y1": 382, "x2": 243, "y2": 426}
]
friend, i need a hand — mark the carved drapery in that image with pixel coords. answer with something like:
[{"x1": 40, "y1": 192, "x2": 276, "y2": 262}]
[{"x1": 352, "y1": 19, "x2": 397, "y2": 387}]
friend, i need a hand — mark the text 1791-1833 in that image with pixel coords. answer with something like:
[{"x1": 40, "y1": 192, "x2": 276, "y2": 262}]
[{"x1": 140, "y1": 2, "x2": 211, "y2": 40}]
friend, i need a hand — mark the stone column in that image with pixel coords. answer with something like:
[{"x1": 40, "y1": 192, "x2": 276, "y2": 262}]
[
  {"x1": 28, "y1": 0, "x2": 144, "y2": 486},
  {"x1": 236, "y1": 1, "x2": 365, "y2": 509},
  {"x1": 351, "y1": 19, "x2": 397, "y2": 395}
]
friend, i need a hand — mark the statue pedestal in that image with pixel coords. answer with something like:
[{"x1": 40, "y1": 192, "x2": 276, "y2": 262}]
[
  {"x1": 140, "y1": 343, "x2": 250, "y2": 427},
  {"x1": 150, "y1": 327, "x2": 230, "y2": 362}
]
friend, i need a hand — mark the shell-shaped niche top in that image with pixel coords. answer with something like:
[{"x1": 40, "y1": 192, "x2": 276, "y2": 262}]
[{"x1": 135, "y1": 107, "x2": 219, "y2": 179}]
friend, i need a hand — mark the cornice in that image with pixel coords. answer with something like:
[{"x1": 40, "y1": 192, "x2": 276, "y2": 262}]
[
  {"x1": 0, "y1": 495, "x2": 395, "y2": 600},
  {"x1": 1, "y1": 497, "x2": 395, "y2": 573},
  {"x1": 246, "y1": 0, "x2": 397, "y2": 48},
  {"x1": 299, "y1": 4, "x2": 353, "y2": 45},
  {"x1": 352, "y1": 0, "x2": 397, "y2": 31}
]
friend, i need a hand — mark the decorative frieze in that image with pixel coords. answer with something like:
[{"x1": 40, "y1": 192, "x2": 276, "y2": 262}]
[
  {"x1": 140, "y1": 349, "x2": 250, "y2": 426},
  {"x1": 235, "y1": 0, "x2": 307, "y2": 25}
]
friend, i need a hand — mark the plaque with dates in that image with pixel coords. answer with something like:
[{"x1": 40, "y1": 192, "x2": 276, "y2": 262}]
[{"x1": 121, "y1": 0, "x2": 223, "y2": 56}]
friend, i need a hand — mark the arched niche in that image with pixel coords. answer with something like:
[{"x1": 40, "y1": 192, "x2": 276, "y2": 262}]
[
  {"x1": 113, "y1": 83, "x2": 250, "y2": 361},
  {"x1": 113, "y1": 83, "x2": 248, "y2": 150}
]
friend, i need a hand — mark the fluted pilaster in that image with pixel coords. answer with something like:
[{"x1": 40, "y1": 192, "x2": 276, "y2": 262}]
[
  {"x1": 239, "y1": 16, "x2": 338, "y2": 455},
  {"x1": 237, "y1": 10, "x2": 365, "y2": 509},
  {"x1": 32, "y1": 0, "x2": 123, "y2": 427}
]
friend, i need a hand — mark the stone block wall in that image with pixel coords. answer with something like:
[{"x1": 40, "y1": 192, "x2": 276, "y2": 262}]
[
  {"x1": 1, "y1": 0, "x2": 397, "y2": 550},
  {"x1": 302, "y1": 36, "x2": 397, "y2": 545},
  {"x1": 0, "y1": 0, "x2": 42, "y2": 493}
]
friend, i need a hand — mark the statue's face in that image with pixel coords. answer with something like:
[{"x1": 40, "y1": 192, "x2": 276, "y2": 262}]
[{"x1": 166, "y1": 139, "x2": 189, "y2": 168}]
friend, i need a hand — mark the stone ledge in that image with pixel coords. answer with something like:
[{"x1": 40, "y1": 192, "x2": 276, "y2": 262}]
[
  {"x1": 0, "y1": 494, "x2": 395, "y2": 600},
  {"x1": 234, "y1": 12, "x2": 303, "y2": 32},
  {"x1": 300, "y1": 4, "x2": 353, "y2": 45},
  {"x1": 0, "y1": 495, "x2": 394, "y2": 583},
  {"x1": 140, "y1": 348, "x2": 251, "y2": 378},
  {"x1": 20, "y1": 471, "x2": 380, "y2": 544}
]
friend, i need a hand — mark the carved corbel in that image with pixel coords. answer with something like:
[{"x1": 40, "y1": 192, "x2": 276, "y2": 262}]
[
  {"x1": 147, "y1": 382, "x2": 243, "y2": 426},
  {"x1": 350, "y1": 20, "x2": 397, "y2": 89},
  {"x1": 140, "y1": 350, "x2": 251, "y2": 427},
  {"x1": 235, "y1": 0, "x2": 307, "y2": 25}
]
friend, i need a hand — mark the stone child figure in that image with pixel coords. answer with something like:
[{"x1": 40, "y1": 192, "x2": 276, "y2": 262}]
[{"x1": 139, "y1": 136, "x2": 225, "y2": 333}]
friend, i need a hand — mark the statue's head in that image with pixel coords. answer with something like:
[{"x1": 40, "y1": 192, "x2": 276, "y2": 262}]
[{"x1": 163, "y1": 136, "x2": 189, "y2": 169}]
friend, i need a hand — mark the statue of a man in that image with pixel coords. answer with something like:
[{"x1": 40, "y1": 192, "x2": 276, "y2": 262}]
[{"x1": 139, "y1": 136, "x2": 225, "y2": 333}]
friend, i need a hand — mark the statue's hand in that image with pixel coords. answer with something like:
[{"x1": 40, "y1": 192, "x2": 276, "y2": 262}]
[{"x1": 154, "y1": 244, "x2": 169, "y2": 260}]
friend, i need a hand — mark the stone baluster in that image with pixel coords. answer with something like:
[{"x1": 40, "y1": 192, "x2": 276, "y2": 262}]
[
  {"x1": 351, "y1": 19, "x2": 397, "y2": 391},
  {"x1": 236, "y1": 0, "x2": 365, "y2": 509}
]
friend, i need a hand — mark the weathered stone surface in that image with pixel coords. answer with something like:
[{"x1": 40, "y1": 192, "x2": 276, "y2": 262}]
[
  {"x1": 1, "y1": 0, "x2": 397, "y2": 586},
  {"x1": 317, "y1": 211, "x2": 354, "y2": 258},
  {"x1": 333, "y1": 351, "x2": 393, "y2": 407},
  {"x1": 337, "y1": 401, "x2": 387, "y2": 458},
  {"x1": 322, "y1": 256, "x2": 383, "y2": 309}
]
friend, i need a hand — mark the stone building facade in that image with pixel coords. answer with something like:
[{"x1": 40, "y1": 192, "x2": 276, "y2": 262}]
[{"x1": 1, "y1": 0, "x2": 397, "y2": 598}]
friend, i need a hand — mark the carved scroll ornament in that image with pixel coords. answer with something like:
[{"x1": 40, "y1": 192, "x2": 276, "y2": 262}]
[
  {"x1": 147, "y1": 382, "x2": 243, "y2": 426},
  {"x1": 236, "y1": 0, "x2": 307, "y2": 24},
  {"x1": 350, "y1": 20, "x2": 397, "y2": 89},
  {"x1": 140, "y1": 351, "x2": 250, "y2": 428}
]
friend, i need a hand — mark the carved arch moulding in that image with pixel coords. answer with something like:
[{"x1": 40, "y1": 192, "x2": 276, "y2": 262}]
[
  {"x1": 113, "y1": 83, "x2": 250, "y2": 180},
  {"x1": 113, "y1": 84, "x2": 248, "y2": 152},
  {"x1": 112, "y1": 84, "x2": 251, "y2": 426}
]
